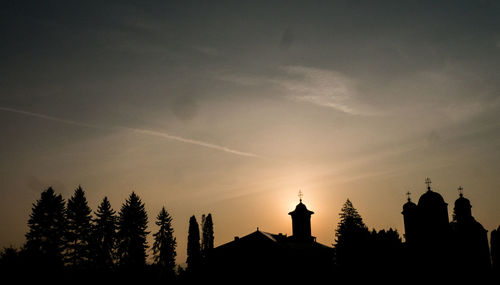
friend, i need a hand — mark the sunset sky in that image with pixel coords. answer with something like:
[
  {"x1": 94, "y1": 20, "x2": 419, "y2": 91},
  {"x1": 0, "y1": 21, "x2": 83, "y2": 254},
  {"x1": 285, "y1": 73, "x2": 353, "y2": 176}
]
[{"x1": 1, "y1": 0, "x2": 500, "y2": 264}]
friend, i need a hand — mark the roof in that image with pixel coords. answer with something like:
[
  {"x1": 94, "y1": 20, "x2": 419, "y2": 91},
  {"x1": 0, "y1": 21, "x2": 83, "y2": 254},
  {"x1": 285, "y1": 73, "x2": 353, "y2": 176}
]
[
  {"x1": 454, "y1": 195, "x2": 471, "y2": 208},
  {"x1": 418, "y1": 189, "x2": 446, "y2": 208},
  {"x1": 403, "y1": 200, "x2": 417, "y2": 212},
  {"x1": 288, "y1": 201, "x2": 314, "y2": 215},
  {"x1": 215, "y1": 229, "x2": 332, "y2": 252}
]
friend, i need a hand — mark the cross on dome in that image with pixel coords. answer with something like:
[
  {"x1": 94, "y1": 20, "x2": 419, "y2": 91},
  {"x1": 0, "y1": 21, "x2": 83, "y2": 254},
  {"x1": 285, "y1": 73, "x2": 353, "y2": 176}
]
[{"x1": 425, "y1": 177, "x2": 432, "y2": 191}]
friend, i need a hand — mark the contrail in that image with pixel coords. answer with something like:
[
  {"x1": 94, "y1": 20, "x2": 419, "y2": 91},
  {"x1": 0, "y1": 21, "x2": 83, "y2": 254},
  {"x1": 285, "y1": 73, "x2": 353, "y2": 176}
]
[
  {"x1": 0, "y1": 106, "x2": 100, "y2": 129},
  {"x1": 0, "y1": 106, "x2": 262, "y2": 158},
  {"x1": 122, "y1": 127, "x2": 261, "y2": 158}
]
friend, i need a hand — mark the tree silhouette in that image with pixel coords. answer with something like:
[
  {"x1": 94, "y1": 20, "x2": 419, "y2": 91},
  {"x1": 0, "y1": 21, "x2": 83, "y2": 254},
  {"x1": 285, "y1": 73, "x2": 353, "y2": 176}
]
[
  {"x1": 152, "y1": 207, "x2": 177, "y2": 278},
  {"x1": 25, "y1": 187, "x2": 66, "y2": 270},
  {"x1": 0, "y1": 246, "x2": 20, "y2": 272},
  {"x1": 368, "y1": 228, "x2": 403, "y2": 273},
  {"x1": 334, "y1": 199, "x2": 370, "y2": 271},
  {"x1": 201, "y1": 213, "x2": 214, "y2": 258},
  {"x1": 65, "y1": 186, "x2": 93, "y2": 268},
  {"x1": 117, "y1": 192, "x2": 149, "y2": 270},
  {"x1": 186, "y1": 215, "x2": 201, "y2": 272},
  {"x1": 93, "y1": 196, "x2": 117, "y2": 270}
]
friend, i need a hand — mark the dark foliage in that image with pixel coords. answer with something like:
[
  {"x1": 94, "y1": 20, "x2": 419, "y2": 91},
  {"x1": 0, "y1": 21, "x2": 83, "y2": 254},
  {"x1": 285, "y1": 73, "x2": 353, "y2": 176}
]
[
  {"x1": 92, "y1": 196, "x2": 117, "y2": 270},
  {"x1": 25, "y1": 187, "x2": 66, "y2": 270},
  {"x1": 0, "y1": 246, "x2": 21, "y2": 271},
  {"x1": 334, "y1": 199, "x2": 370, "y2": 271},
  {"x1": 65, "y1": 186, "x2": 93, "y2": 268},
  {"x1": 116, "y1": 192, "x2": 149, "y2": 270},
  {"x1": 186, "y1": 215, "x2": 201, "y2": 272},
  {"x1": 368, "y1": 228, "x2": 404, "y2": 273},
  {"x1": 152, "y1": 207, "x2": 177, "y2": 279},
  {"x1": 201, "y1": 213, "x2": 214, "y2": 258}
]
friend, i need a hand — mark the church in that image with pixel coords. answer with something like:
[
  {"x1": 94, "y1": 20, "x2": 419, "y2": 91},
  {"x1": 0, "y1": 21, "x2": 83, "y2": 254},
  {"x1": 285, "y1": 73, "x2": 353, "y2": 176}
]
[
  {"x1": 205, "y1": 194, "x2": 334, "y2": 281},
  {"x1": 402, "y1": 178, "x2": 491, "y2": 275}
]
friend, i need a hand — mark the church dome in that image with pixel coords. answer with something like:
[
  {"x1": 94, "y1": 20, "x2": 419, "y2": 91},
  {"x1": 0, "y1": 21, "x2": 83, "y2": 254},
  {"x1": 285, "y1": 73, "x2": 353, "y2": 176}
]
[
  {"x1": 454, "y1": 193, "x2": 472, "y2": 220},
  {"x1": 454, "y1": 195, "x2": 471, "y2": 209},
  {"x1": 290, "y1": 201, "x2": 314, "y2": 214},
  {"x1": 403, "y1": 200, "x2": 417, "y2": 212},
  {"x1": 418, "y1": 189, "x2": 446, "y2": 208}
]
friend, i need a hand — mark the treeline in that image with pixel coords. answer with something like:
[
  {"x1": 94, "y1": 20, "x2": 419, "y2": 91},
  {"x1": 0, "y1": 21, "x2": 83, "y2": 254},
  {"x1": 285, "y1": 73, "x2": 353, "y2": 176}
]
[
  {"x1": 334, "y1": 199, "x2": 404, "y2": 277},
  {"x1": 0, "y1": 186, "x2": 213, "y2": 283}
]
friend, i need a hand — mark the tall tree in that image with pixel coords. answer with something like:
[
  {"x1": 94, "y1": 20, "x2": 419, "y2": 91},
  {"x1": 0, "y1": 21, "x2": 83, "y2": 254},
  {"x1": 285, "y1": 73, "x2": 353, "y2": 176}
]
[
  {"x1": 186, "y1": 215, "x2": 201, "y2": 272},
  {"x1": 152, "y1": 207, "x2": 177, "y2": 277},
  {"x1": 25, "y1": 187, "x2": 66, "y2": 269},
  {"x1": 65, "y1": 186, "x2": 93, "y2": 267},
  {"x1": 93, "y1": 196, "x2": 117, "y2": 270},
  {"x1": 201, "y1": 213, "x2": 214, "y2": 258},
  {"x1": 334, "y1": 199, "x2": 370, "y2": 270},
  {"x1": 117, "y1": 192, "x2": 149, "y2": 269}
]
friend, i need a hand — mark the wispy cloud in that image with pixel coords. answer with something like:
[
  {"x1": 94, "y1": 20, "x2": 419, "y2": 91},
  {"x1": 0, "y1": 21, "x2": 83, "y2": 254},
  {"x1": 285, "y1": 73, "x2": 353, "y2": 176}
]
[
  {"x1": 0, "y1": 106, "x2": 262, "y2": 158},
  {"x1": 192, "y1": 46, "x2": 219, "y2": 56},
  {"x1": 216, "y1": 73, "x2": 264, "y2": 86},
  {"x1": 272, "y1": 66, "x2": 367, "y2": 115},
  {"x1": 216, "y1": 66, "x2": 374, "y2": 115}
]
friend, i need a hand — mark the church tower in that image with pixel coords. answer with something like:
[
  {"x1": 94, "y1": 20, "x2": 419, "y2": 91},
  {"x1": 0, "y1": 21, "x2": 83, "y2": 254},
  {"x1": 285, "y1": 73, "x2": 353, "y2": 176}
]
[
  {"x1": 402, "y1": 178, "x2": 453, "y2": 272},
  {"x1": 417, "y1": 177, "x2": 449, "y2": 233},
  {"x1": 289, "y1": 191, "x2": 315, "y2": 242},
  {"x1": 451, "y1": 187, "x2": 491, "y2": 273},
  {"x1": 454, "y1": 186, "x2": 472, "y2": 222},
  {"x1": 402, "y1": 191, "x2": 418, "y2": 245}
]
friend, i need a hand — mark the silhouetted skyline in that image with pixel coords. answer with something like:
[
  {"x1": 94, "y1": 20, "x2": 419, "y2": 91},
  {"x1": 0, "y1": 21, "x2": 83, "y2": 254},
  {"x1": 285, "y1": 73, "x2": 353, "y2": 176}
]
[
  {"x1": 1, "y1": 0, "x2": 500, "y2": 266},
  {"x1": 3, "y1": 184, "x2": 496, "y2": 282}
]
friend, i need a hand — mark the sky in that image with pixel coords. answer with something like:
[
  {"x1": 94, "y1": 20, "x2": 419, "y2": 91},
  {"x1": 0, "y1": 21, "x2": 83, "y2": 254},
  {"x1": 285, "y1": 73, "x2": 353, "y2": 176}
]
[{"x1": 1, "y1": 0, "x2": 500, "y2": 264}]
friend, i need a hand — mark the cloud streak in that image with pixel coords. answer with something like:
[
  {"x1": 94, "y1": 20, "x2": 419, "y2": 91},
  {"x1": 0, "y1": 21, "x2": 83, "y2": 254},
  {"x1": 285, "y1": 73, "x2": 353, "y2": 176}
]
[
  {"x1": 272, "y1": 66, "x2": 366, "y2": 115},
  {"x1": 216, "y1": 66, "x2": 376, "y2": 115},
  {"x1": 0, "y1": 106, "x2": 262, "y2": 158},
  {"x1": 121, "y1": 127, "x2": 262, "y2": 158},
  {"x1": 0, "y1": 106, "x2": 100, "y2": 129}
]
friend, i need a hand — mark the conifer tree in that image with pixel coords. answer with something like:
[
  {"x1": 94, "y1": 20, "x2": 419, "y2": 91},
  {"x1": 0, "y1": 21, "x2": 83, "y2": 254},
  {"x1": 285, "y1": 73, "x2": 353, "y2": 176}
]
[
  {"x1": 117, "y1": 192, "x2": 149, "y2": 269},
  {"x1": 25, "y1": 187, "x2": 66, "y2": 269},
  {"x1": 334, "y1": 199, "x2": 370, "y2": 270},
  {"x1": 201, "y1": 213, "x2": 214, "y2": 258},
  {"x1": 186, "y1": 215, "x2": 201, "y2": 272},
  {"x1": 152, "y1": 207, "x2": 177, "y2": 276},
  {"x1": 93, "y1": 196, "x2": 117, "y2": 269},
  {"x1": 65, "y1": 186, "x2": 93, "y2": 267}
]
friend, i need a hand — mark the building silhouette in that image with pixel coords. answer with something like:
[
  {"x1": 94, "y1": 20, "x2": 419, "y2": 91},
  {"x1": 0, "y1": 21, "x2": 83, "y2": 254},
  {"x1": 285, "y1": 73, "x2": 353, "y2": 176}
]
[
  {"x1": 492, "y1": 226, "x2": 500, "y2": 274},
  {"x1": 402, "y1": 178, "x2": 491, "y2": 276},
  {"x1": 206, "y1": 197, "x2": 333, "y2": 281},
  {"x1": 450, "y1": 187, "x2": 491, "y2": 273}
]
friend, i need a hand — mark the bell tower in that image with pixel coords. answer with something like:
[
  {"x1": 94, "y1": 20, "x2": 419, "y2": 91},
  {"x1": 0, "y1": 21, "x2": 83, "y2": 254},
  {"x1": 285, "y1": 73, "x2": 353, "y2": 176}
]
[{"x1": 288, "y1": 191, "x2": 315, "y2": 242}]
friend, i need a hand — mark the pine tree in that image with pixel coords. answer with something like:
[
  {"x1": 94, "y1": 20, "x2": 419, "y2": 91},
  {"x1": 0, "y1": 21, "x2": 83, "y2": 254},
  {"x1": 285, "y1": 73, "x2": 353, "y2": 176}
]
[
  {"x1": 117, "y1": 192, "x2": 149, "y2": 269},
  {"x1": 65, "y1": 186, "x2": 93, "y2": 268},
  {"x1": 186, "y1": 215, "x2": 201, "y2": 272},
  {"x1": 152, "y1": 207, "x2": 177, "y2": 277},
  {"x1": 334, "y1": 199, "x2": 370, "y2": 270},
  {"x1": 201, "y1": 213, "x2": 214, "y2": 258},
  {"x1": 93, "y1": 196, "x2": 117, "y2": 270},
  {"x1": 25, "y1": 187, "x2": 66, "y2": 269}
]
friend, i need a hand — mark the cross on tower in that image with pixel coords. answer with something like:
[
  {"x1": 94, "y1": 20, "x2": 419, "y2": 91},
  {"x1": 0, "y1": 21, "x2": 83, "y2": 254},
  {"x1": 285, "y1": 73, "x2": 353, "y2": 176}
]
[
  {"x1": 298, "y1": 190, "x2": 303, "y2": 202},
  {"x1": 425, "y1": 177, "x2": 432, "y2": 190},
  {"x1": 458, "y1": 186, "x2": 464, "y2": 197},
  {"x1": 406, "y1": 191, "x2": 412, "y2": 202}
]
